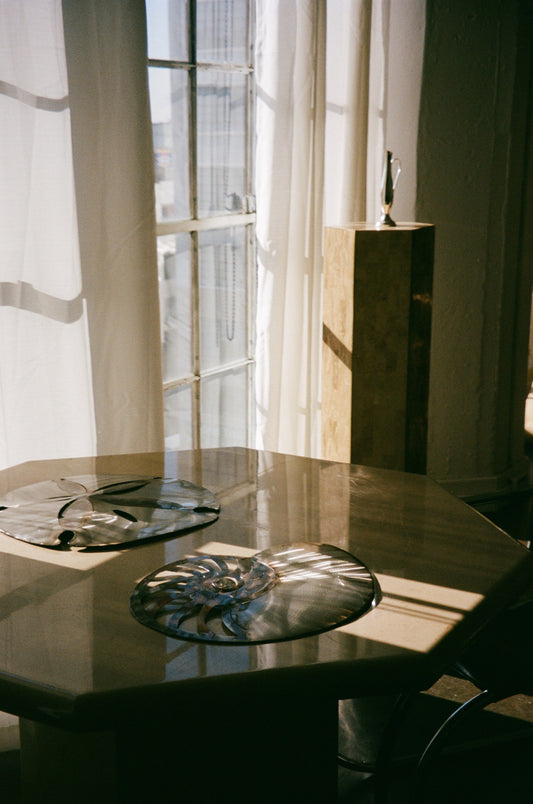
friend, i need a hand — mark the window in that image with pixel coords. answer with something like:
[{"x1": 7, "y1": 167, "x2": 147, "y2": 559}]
[{"x1": 146, "y1": 0, "x2": 255, "y2": 450}]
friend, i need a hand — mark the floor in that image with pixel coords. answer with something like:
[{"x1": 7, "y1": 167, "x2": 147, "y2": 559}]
[
  {"x1": 2, "y1": 444, "x2": 533, "y2": 803},
  {"x1": 0, "y1": 750, "x2": 19, "y2": 804},
  {"x1": 338, "y1": 679, "x2": 533, "y2": 803}
]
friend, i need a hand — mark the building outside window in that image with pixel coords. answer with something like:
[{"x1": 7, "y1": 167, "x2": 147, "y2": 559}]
[{"x1": 146, "y1": 0, "x2": 255, "y2": 451}]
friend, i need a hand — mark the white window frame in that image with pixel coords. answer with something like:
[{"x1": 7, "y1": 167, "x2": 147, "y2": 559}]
[{"x1": 147, "y1": 0, "x2": 256, "y2": 450}]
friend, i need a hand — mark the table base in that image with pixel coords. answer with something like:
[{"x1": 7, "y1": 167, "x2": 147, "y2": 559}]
[{"x1": 20, "y1": 696, "x2": 339, "y2": 803}]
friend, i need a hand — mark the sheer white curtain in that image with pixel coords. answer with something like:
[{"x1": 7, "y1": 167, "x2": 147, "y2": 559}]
[
  {"x1": 255, "y1": 0, "x2": 425, "y2": 458},
  {"x1": 63, "y1": 0, "x2": 163, "y2": 458},
  {"x1": 0, "y1": 0, "x2": 163, "y2": 471},
  {"x1": 254, "y1": 0, "x2": 376, "y2": 459},
  {"x1": 323, "y1": 0, "x2": 373, "y2": 227},
  {"x1": 0, "y1": 0, "x2": 96, "y2": 470},
  {"x1": 255, "y1": 0, "x2": 327, "y2": 458}
]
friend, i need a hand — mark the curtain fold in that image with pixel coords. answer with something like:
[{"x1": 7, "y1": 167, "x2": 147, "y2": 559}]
[
  {"x1": 255, "y1": 0, "x2": 326, "y2": 457},
  {"x1": 0, "y1": 0, "x2": 163, "y2": 470},
  {"x1": 255, "y1": 0, "x2": 374, "y2": 458},
  {"x1": 323, "y1": 0, "x2": 372, "y2": 227},
  {"x1": 0, "y1": 0, "x2": 97, "y2": 470},
  {"x1": 63, "y1": 0, "x2": 164, "y2": 457}
]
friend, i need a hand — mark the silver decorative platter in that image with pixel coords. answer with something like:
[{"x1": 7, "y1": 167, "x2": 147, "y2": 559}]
[
  {"x1": 130, "y1": 542, "x2": 380, "y2": 645},
  {"x1": 0, "y1": 475, "x2": 220, "y2": 550}
]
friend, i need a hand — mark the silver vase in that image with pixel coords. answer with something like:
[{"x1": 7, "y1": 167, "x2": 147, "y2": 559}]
[{"x1": 379, "y1": 150, "x2": 402, "y2": 226}]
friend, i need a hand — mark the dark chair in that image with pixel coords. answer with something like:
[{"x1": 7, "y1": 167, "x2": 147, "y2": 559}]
[
  {"x1": 338, "y1": 690, "x2": 420, "y2": 803},
  {"x1": 338, "y1": 599, "x2": 533, "y2": 802},
  {"x1": 413, "y1": 598, "x2": 533, "y2": 801}
]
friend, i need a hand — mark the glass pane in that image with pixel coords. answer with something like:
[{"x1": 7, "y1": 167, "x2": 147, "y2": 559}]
[
  {"x1": 164, "y1": 383, "x2": 194, "y2": 450},
  {"x1": 150, "y1": 67, "x2": 190, "y2": 220},
  {"x1": 146, "y1": 0, "x2": 188, "y2": 62},
  {"x1": 199, "y1": 227, "x2": 247, "y2": 371},
  {"x1": 159, "y1": 233, "x2": 192, "y2": 382},
  {"x1": 197, "y1": 0, "x2": 249, "y2": 65},
  {"x1": 197, "y1": 71, "x2": 246, "y2": 216},
  {"x1": 200, "y1": 367, "x2": 249, "y2": 447}
]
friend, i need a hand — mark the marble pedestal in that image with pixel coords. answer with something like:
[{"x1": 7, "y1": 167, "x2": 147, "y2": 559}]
[{"x1": 321, "y1": 223, "x2": 434, "y2": 472}]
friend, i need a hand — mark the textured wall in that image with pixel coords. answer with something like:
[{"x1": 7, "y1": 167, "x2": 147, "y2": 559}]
[{"x1": 414, "y1": 0, "x2": 533, "y2": 492}]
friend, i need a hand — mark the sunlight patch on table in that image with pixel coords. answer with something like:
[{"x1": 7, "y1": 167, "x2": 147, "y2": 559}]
[
  {"x1": 338, "y1": 573, "x2": 484, "y2": 652},
  {"x1": 195, "y1": 541, "x2": 257, "y2": 557}
]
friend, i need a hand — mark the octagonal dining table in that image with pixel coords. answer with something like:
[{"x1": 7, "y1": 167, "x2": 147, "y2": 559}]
[{"x1": 0, "y1": 447, "x2": 531, "y2": 803}]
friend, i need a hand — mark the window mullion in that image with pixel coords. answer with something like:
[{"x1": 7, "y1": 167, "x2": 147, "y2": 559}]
[
  {"x1": 188, "y1": 1, "x2": 198, "y2": 219},
  {"x1": 191, "y1": 230, "x2": 201, "y2": 450},
  {"x1": 188, "y1": 1, "x2": 201, "y2": 449},
  {"x1": 245, "y1": 3, "x2": 256, "y2": 446},
  {"x1": 156, "y1": 212, "x2": 255, "y2": 236}
]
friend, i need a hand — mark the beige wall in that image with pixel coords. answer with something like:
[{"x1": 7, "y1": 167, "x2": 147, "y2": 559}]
[{"x1": 400, "y1": 0, "x2": 533, "y2": 493}]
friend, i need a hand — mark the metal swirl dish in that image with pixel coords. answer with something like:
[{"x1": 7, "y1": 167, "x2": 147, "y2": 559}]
[
  {"x1": 130, "y1": 542, "x2": 380, "y2": 644},
  {"x1": 0, "y1": 475, "x2": 220, "y2": 549}
]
